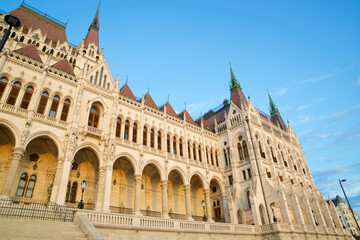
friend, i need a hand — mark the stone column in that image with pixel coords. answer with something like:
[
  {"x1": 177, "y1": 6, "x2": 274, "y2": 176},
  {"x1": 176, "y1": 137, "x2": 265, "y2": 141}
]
[
  {"x1": 184, "y1": 185, "x2": 192, "y2": 220},
  {"x1": 102, "y1": 166, "x2": 113, "y2": 212},
  {"x1": 128, "y1": 121, "x2": 133, "y2": 142},
  {"x1": 221, "y1": 193, "x2": 230, "y2": 223},
  {"x1": 50, "y1": 158, "x2": 64, "y2": 202},
  {"x1": 204, "y1": 189, "x2": 213, "y2": 221},
  {"x1": 161, "y1": 180, "x2": 169, "y2": 218},
  {"x1": 134, "y1": 174, "x2": 142, "y2": 215},
  {"x1": 95, "y1": 167, "x2": 105, "y2": 211},
  {"x1": 0, "y1": 147, "x2": 24, "y2": 197},
  {"x1": 55, "y1": 159, "x2": 72, "y2": 204}
]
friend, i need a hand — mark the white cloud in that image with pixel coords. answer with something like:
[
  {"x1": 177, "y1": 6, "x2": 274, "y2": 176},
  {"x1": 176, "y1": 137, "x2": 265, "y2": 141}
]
[
  {"x1": 357, "y1": 76, "x2": 360, "y2": 85},
  {"x1": 297, "y1": 105, "x2": 310, "y2": 111},
  {"x1": 270, "y1": 87, "x2": 287, "y2": 96}
]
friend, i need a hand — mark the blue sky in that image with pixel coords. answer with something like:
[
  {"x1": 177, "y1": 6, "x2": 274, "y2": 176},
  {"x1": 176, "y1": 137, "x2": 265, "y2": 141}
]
[{"x1": 2, "y1": 1, "x2": 360, "y2": 215}]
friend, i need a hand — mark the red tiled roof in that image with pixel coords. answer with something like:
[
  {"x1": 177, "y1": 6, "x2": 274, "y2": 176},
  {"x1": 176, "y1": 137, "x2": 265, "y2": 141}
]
[
  {"x1": 204, "y1": 107, "x2": 229, "y2": 130},
  {"x1": 120, "y1": 84, "x2": 136, "y2": 101},
  {"x1": 164, "y1": 103, "x2": 178, "y2": 117},
  {"x1": 144, "y1": 93, "x2": 158, "y2": 109},
  {"x1": 52, "y1": 59, "x2": 75, "y2": 75},
  {"x1": 84, "y1": 26, "x2": 99, "y2": 49},
  {"x1": 231, "y1": 87, "x2": 248, "y2": 110},
  {"x1": 10, "y1": 6, "x2": 67, "y2": 48},
  {"x1": 178, "y1": 110, "x2": 196, "y2": 125},
  {"x1": 15, "y1": 44, "x2": 42, "y2": 62}
]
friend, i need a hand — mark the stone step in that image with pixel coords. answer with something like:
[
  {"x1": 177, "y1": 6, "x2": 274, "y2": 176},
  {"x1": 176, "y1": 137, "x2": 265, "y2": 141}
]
[{"x1": 0, "y1": 217, "x2": 87, "y2": 240}]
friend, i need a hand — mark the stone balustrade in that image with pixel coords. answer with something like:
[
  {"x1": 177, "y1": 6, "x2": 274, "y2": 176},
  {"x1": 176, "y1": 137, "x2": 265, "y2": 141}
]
[{"x1": 77, "y1": 210, "x2": 351, "y2": 238}]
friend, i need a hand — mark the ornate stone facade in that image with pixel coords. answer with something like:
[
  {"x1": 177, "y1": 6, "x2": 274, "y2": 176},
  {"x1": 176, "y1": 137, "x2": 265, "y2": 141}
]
[{"x1": 0, "y1": 4, "x2": 351, "y2": 238}]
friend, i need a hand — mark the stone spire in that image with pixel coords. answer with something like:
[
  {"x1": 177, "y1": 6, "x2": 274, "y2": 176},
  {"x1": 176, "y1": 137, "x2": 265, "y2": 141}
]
[
  {"x1": 229, "y1": 63, "x2": 247, "y2": 110},
  {"x1": 268, "y1": 91, "x2": 287, "y2": 131},
  {"x1": 84, "y1": 3, "x2": 100, "y2": 49}
]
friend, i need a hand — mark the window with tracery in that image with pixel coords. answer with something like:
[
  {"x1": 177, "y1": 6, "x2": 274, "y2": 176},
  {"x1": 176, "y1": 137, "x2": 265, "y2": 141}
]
[
  {"x1": 150, "y1": 128, "x2": 155, "y2": 148},
  {"x1": 193, "y1": 143, "x2": 197, "y2": 160},
  {"x1": 49, "y1": 95, "x2": 60, "y2": 118},
  {"x1": 15, "y1": 173, "x2": 28, "y2": 197},
  {"x1": 132, "y1": 123, "x2": 137, "y2": 143},
  {"x1": 7, "y1": 81, "x2": 21, "y2": 105},
  {"x1": 20, "y1": 86, "x2": 34, "y2": 109},
  {"x1": 88, "y1": 106, "x2": 100, "y2": 128},
  {"x1": 37, "y1": 91, "x2": 49, "y2": 114},
  {"x1": 60, "y1": 99, "x2": 70, "y2": 121},
  {"x1": 143, "y1": 127, "x2": 148, "y2": 146},
  {"x1": 116, "y1": 117, "x2": 121, "y2": 138},
  {"x1": 157, "y1": 131, "x2": 161, "y2": 150},
  {"x1": 173, "y1": 136, "x2": 177, "y2": 154},
  {"x1": 124, "y1": 120, "x2": 130, "y2": 140},
  {"x1": 0, "y1": 77, "x2": 8, "y2": 99},
  {"x1": 167, "y1": 134, "x2": 170, "y2": 153}
]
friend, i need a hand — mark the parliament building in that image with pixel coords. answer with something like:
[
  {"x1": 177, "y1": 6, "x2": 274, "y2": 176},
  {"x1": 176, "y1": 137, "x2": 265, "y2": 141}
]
[{"x1": 0, "y1": 3, "x2": 353, "y2": 239}]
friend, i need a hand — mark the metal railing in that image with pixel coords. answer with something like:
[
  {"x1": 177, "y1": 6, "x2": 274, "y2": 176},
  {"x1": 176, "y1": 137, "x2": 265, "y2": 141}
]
[{"x1": 0, "y1": 197, "x2": 75, "y2": 222}]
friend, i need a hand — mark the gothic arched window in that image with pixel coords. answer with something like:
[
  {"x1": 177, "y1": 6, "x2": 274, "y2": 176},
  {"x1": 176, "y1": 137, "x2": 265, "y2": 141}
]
[
  {"x1": 25, "y1": 175, "x2": 36, "y2": 198},
  {"x1": 6, "y1": 81, "x2": 21, "y2": 105},
  {"x1": 15, "y1": 173, "x2": 28, "y2": 197},
  {"x1": 173, "y1": 136, "x2": 177, "y2": 154},
  {"x1": 69, "y1": 182, "x2": 78, "y2": 203},
  {"x1": 167, "y1": 134, "x2": 170, "y2": 153},
  {"x1": 20, "y1": 86, "x2": 34, "y2": 109},
  {"x1": 150, "y1": 128, "x2": 155, "y2": 148},
  {"x1": 0, "y1": 77, "x2": 8, "y2": 100},
  {"x1": 179, "y1": 138, "x2": 183, "y2": 156},
  {"x1": 143, "y1": 127, "x2": 148, "y2": 146},
  {"x1": 124, "y1": 120, "x2": 130, "y2": 140},
  {"x1": 60, "y1": 99, "x2": 71, "y2": 121},
  {"x1": 132, "y1": 123, "x2": 138, "y2": 143},
  {"x1": 157, "y1": 131, "x2": 161, "y2": 150},
  {"x1": 88, "y1": 106, "x2": 100, "y2": 128},
  {"x1": 37, "y1": 91, "x2": 49, "y2": 114},
  {"x1": 49, "y1": 95, "x2": 60, "y2": 118},
  {"x1": 116, "y1": 117, "x2": 121, "y2": 138}
]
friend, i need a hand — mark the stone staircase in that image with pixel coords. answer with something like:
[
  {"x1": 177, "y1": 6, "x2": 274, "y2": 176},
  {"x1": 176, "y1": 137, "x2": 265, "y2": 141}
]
[{"x1": 0, "y1": 217, "x2": 87, "y2": 240}]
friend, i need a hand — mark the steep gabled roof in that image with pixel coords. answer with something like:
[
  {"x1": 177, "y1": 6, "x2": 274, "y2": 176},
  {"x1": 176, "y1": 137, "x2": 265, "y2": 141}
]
[
  {"x1": 120, "y1": 84, "x2": 136, "y2": 101},
  {"x1": 15, "y1": 45, "x2": 42, "y2": 62},
  {"x1": 178, "y1": 110, "x2": 196, "y2": 125},
  {"x1": 10, "y1": 5, "x2": 67, "y2": 48},
  {"x1": 229, "y1": 65, "x2": 248, "y2": 110},
  {"x1": 195, "y1": 117, "x2": 211, "y2": 130},
  {"x1": 144, "y1": 93, "x2": 158, "y2": 109},
  {"x1": 52, "y1": 59, "x2": 75, "y2": 75},
  {"x1": 159, "y1": 102, "x2": 178, "y2": 117},
  {"x1": 204, "y1": 104, "x2": 230, "y2": 131},
  {"x1": 84, "y1": 4, "x2": 100, "y2": 49}
]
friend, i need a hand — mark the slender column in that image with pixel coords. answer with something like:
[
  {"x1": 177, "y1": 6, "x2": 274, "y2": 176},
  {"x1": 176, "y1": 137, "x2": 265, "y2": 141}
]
[
  {"x1": 204, "y1": 189, "x2": 213, "y2": 222},
  {"x1": 120, "y1": 120, "x2": 125, "y2": 140},
  {"x1": 102, "y1": 166, "x2": 113, "y2": 212},
  {"x1": 161, "y1": 180, "x2": 169, "y2": 218},
  {"x1": 95, "y1": 167, "x2": 105, "y2": 211},
  {"x1": 184, "y1": 185, "x2": 192, "y2": 220},
  {"x1": 134, "y1": 174, "x2": 142, "y2": 215},
  {"x1": 55, "y1": 159, "x2": 72, "y2": 204},
  {"x1": 49, "y1": 158, "x2": 64, "y2": 202},
  {"x1": 0, "y1": 147, "x2": 24, "y2": 197}
]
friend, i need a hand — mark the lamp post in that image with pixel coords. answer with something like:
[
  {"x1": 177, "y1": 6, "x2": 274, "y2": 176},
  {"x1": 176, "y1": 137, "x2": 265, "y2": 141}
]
[
  {"x1": 201, "y1": 200, "x2": 207, "y2": 221},
  {"x1": 339, "y1": 179, "x2": 360, "y2": 231},
  {"x1": 78, "y1": 180, "x2": 87, "y2": 209},
  {"x1": 0, "y1": 15, "x2": 21, "y2": 53},
  {"x1": 270, "y1": 203, "x2": 277, "y2": 223}
]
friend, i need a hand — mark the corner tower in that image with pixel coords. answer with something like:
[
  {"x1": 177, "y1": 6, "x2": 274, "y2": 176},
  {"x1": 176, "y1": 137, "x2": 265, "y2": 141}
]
[
  {"x1": 268, "y1": 92, "x2": 287, "y2": 130},
  {"x1": 84, "y1": 3, "x2": 100, "y2": 53},
  {"x1": 229, "y1": 64, "x2": 247, "y2": 110}
]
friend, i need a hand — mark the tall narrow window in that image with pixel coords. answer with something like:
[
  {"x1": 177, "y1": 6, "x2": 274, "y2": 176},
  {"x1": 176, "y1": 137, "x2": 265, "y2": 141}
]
[
  {"x1": 124, "y1": 120, "x2": 130, "y2": 140},
  {"x1": 20, "y1": 86, "x2": 34, "y2": 109},
  {"x1": 243, "y1": 142, "x2": 249, "y2": 159},
  {"x1": 15, "y1": 173, "x2": 28, "y2": 197},
  {"x1": 37, "y1": 91, "x2": 49, "y2": 114},
  {"x1": 69, "y1": 182, "x2": 78, "y2": 203},
  {"x1": 173, "y1": 136, "x2": 177, "y2": 154},
  {"x1": 88, "y1": 106, "x2": 100, "y2": 128},
  {"x1": 116, "y1": 117, "x2": 121, "y2": 138},
  {"x1": 215, "y1": 151, "x2": 219, "y2": 167},
  {"x1": 157, "y1": 131, "x2": 161, "y2": 150},
  {"x1": 224, "y1": 149, "x2": 228, "y2": 166},
  {"x1": 90, "y1": 76, "x2": 93, "y2": 83},
  {"x1": 179, "y1": 139, "x2": 183, "y2": 156},
  {"x1": 238, "y1": 142, "x2": 244, "y2": 160},
  {"x1": 99, "y1": 67, "x2": 103, "y2": 86},
  {"x1": 188, "y1": 141, "x2": 191, "y2": 159},
  {"x1": 227, "y1": 148, "x2": 231, "y2": 166},
  {"x1": 247, "y1": 191, "x2": 251, "y2": 209},
  {"x1": 210, "y1": 150, "x2": 214, "y2": 165},
  {"x1": 60, "y1": 99, "x2": 71, "y2": 121},
  {"x1": 193, "y1": 143, "x2": 197, "y2": 160},
  {"x1": 143, "y1": 127, "x2": 147, "y2": 146},
  {"x1": 167, "y1": 134, "x2": 170, "y2": 153},
  {"x1": 150, "y1": 128, "x2": 155, "y2": 148},
  {"x1": 132, "y1": 123, "x2": 137, "y2": 143},
  {"x1": 25, "y1": 175, "x2": 36, "y2": 198},
  {"x1": 65, "y1": 181, "x2": 71, "y2": 202},
  {"x1": 103, "y1": 75, "x2": 106, "y2": 88},
  {"x1": 6, "y1": 81, "x2": 21, "y2": 105},
  {"x1": 198, "y1": 145, "x2": 202, "y2": 162},
  {"x1": 0, "y1": 77, "x2": 8, "y2": 100},
  {"x1": 94, "y1": 71, "x2": 98, "y2": 85},
  {"x1": 206, "y1": 148, "x2": 209, "y2": 164},
  {"x1": 49, "y1": 95, "x2": 60, "y2": 118}
]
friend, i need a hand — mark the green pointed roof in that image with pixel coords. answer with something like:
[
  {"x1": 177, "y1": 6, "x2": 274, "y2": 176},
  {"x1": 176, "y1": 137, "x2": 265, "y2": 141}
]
[
  {"x1": 229, "y1": 63, "x2": 241, "y2": 90},
  {"x1": 268, "y1": 92, "x2": 279, "y2": 116}
]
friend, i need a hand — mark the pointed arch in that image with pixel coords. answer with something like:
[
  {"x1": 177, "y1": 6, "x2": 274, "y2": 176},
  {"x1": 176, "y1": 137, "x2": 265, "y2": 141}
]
[
  {"x1": 0, "y1": 118, "x2": 21, "y2": 147},
  {"x1": 189, "y1": 171, "x2": 207, "y2": 189},
  {"x1": 111, "y1": 152, "x2": 138, "y2": 175},
  {"x1": 167, "y1": 166, "x2": 188, "y2": 185},
  {"x1": 208, "y1": 175, "x2": 225, "y2": 194},
  {"x1": 73, "y1": 142, "x2": 104, "y2": 168},
  {"x1": 24, "y1": 131, "x2": 63, "y2": 158},
  {"x1": 141, "y1": 159, "x2": 165, "y2": 181}
]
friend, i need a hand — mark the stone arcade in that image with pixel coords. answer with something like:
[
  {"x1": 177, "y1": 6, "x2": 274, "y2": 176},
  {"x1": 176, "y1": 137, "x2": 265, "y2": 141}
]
[{"x1": 0, "y1": 3, "x2": 353, "y2": 239}]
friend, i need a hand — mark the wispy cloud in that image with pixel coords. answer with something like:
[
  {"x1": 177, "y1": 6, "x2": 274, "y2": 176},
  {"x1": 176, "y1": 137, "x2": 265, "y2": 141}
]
[
  {"x1": 357, "y1": 76, "x2": 360, "y2": 85},
  {"x1": 297, "y1": 105, "x2": 310, "y2": 111},
  {"x1": 296, "y1": 68, "x2": 338, "y2": 85},
  {"x1": 270, "y1": 87, "x2": 287, "y2": 96}
]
